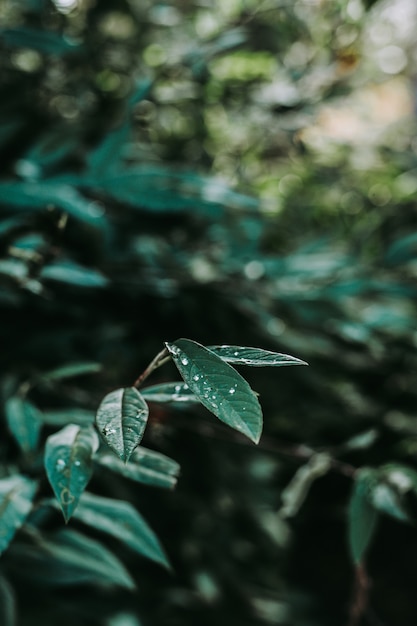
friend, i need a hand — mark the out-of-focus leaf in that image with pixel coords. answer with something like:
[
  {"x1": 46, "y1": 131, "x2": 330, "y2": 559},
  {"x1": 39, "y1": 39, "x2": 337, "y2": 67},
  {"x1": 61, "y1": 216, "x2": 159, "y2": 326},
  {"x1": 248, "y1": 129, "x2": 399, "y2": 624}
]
[
  {"x1": 8, "y1": 528, "x2": 135, "y2": 589},
  {"x1": 0, "y1": 259, "x2": 28, "y2": 282},
  {"x1": 370, "y1": 482, "x2": 410, "y2": 523},
  {"x1": 73, "y1": 491, "x2": 170, "y2": 568},
  {"x1": 44, "y1": 424, "x2": 99, "y2": 522},
  {"x1": 348, "y1": 468, "x2": 379, "y2": 565},
  {"x1": 166, "y1": 338, "x2": 263, "y2": 443},
  {"x1": 0, "y1": 182, "x2": 106, "y2": 228},
  {"x1": 4, "y1": 396, "x2": 42, "y2": 452},
  {"x1": 42, "y1": 408, "x2": 95, "y2": 427},
  {"x1": 341, "y1": 429, "x2": 379, "y2": 452},
  {"x1": 39, "y1": 362, "x2": 102, "y2": 383},
  {"x1": 279, "y1": 453, "x2": 332, "y2": 518},
  {"x1": 385, "y1": 232, "x2": 417, "y2": 265},
  {"x1": 40, "y1": 261, "x2": 109, "y2": 288},
  {"x1": 96, "y1": 447, "x2": 180, "y2": 489},
  {"x1": 96, "y1": 387, "x2": 149, "y2": 462},
  {"x1": 142, "y1": 381, "x2": 197, "y2": 403},
  {"x1": 0, "y1": 575, "x2": 16, "y2": 626},
  {"x1": 209, "y1": 345, "x2": 308, "y2": 367},
  {"x1": 0, "y1": 475, "x2": 37, "y2": 554},
  {"x1": 0, "y1": 27, "x2": 80, "y2": 55},
  {"x1": 16, "y1": 129, "x2": 78, "y2": 180},
  {"x1": 107, "y1": 613, "x2": 142, "y2": 626}
]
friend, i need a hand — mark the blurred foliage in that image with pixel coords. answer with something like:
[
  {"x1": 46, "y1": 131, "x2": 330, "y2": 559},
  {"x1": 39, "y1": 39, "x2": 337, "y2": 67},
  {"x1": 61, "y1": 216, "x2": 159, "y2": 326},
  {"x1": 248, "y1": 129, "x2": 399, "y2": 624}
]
[{"x1": 2, "y1": 0, "x2": 417, "y2": 625}]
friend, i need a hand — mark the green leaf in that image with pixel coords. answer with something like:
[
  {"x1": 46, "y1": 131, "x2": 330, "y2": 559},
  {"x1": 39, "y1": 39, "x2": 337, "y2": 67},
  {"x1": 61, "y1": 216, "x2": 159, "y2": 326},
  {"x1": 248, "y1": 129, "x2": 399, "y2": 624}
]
[
  {"x1": 166, "y1": 338, "x2": 263, "y2": 443},
  {"x1": 279, "y1": 453, "x2": 332, "y2": 518},
  {"x1": 0, "y1": 575, "x2": 16, "y2": 626},
  {"x1": 348, "y1": 469, "x2": 379, "y2": 565},
  {"x1": 96, "y1": 446, "x2": 180, "y2": 489},
  {"x1": 44, "y1": 424, "x2": 99, "y2": 522},
  {"x1": 370, "y1": 482, "x2": 411, "y2": 523},
  {"x1": 4, "y1": 396, "x2": 42, "y2": 453},
  {"x1": 40, "y1": 261, "x2": 108, "y2": 288},
  {"x1": 96, "y1": 387, "x2": 149, "y2": 462},
  {"x1": 39, "y1": 362, "x2": 102, "y2": 383},
  {"x1": 0, "y1": 475, "x2": 37, "y2": 555},
  {"x1": 209, "y1": 345, "x2": 308, "y2": 367},
  {"x1": 141, "y1": 381, "x2": 197, "y2": 403},
  {"x1": 42, "y1": 408, "x2": 95, "y2": 427},
  {"x1": 73, "y1": 492, "x2": 169, "y2": 568},
  {"x1": 0, "y1": 27, "x2": 80, "y2": 55},
  {"x1": 8, "y1": 528, "x2": 135, "y2": 589}
]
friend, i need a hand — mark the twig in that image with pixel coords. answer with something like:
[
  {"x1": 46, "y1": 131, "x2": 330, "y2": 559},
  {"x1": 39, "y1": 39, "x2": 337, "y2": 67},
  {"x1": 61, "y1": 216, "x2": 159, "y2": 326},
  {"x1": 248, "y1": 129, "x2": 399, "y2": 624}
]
[
  {"x1": 133, "y1": 347, "x2": 171, "y2": 388},
  {"x1": 348, "y1": 563, "x2": 371, "y2": 626}
]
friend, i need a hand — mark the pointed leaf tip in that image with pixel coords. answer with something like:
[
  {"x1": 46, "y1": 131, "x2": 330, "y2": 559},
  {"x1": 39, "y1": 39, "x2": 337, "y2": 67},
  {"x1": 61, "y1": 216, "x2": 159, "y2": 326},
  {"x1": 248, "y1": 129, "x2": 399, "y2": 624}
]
[{"x1": 166, "y1": 339, "x2": 263, "y2": 443}]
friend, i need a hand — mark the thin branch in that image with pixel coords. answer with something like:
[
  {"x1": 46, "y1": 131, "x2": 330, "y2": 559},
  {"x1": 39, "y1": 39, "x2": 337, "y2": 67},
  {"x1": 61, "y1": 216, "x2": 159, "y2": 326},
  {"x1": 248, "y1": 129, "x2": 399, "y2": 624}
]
[
  {"x1": 348, "y1": 563, "x2": 371, "y2": 626},
  {"x1": 133, "y1": 347, "x2": 171, "y2": 389}
]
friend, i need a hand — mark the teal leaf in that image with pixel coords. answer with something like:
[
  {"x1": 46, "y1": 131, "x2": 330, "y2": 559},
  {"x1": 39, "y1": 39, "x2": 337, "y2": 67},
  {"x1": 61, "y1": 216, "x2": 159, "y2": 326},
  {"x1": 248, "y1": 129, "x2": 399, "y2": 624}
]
[
  {"x1": 0, "y1": 575, "x2": 16, "y2": 626},
  {"x1": 40, "y1": 261, "x2": 108, "y2": 288},
  {"x1": 370, "y1": 482, "x2": 411, "y2": 523},
  {"x1": 348, "y1": 468, "x2": 379, "y2": 565},
  {"x1": 209, "y1": 345, "x2": 308, "y2": 367},
  {"x1": 8, "y1": 528, "x2": 135, "y2": 589},
  {"x1": 142, "y1": 381, "x2": 197, "y2": 403},
  {"x1": 0, "y1": 27, "x2": 81, "y2": 55},
  {"x1": 73, "y1": 492, "x2": 170, "y2": 568},
  {"x1": 166, "y1": 339, "x2": 263, "y2": 443},
  {"x1": 39, "y1": 362, "x2": 102, "y2": 383},
  {"x1": 0, "y1": 475, "x2": 38, "y2": 554},
  {"x1": 96, "y1": 447, "x2": 180, "y2": 489},
  {"x1": 4, "y1": 396, "x2": 42, "y2": 453},
  {"x1": 42, "y1": 408, "x2": 95, "y2": 427},
  {"x1": 279, "y1": 453, "x2": 332, "y2": 518},
  {"x1": 44, "y1": 424, "x2": 99, "y2": 522},
  {"x1": 96, "y1": 387, "x2": 149, "y2": 462}
]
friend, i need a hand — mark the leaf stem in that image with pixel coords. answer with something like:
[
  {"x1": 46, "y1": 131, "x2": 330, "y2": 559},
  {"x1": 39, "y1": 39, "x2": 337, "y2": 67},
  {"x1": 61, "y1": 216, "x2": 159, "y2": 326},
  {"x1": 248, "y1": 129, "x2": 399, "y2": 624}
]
[
  {"x1": 348, "y1": 562, "x2": 371, "y2": 626},
  {"x1": 133, "y1": 347, "x2": 171, "y2": 389}
]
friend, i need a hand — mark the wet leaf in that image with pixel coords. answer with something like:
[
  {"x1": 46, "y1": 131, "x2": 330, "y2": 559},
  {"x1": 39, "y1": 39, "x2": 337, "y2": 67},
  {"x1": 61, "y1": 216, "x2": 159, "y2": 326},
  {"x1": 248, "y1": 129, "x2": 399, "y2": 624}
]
[
  {"x1": 4, "y1": 396, "x2": 42, "y2": 453},
  {"x1": 166, "y1": 339, "x2": 263, "y2": 443},
  {"x1": 209, "y1": 345, "x2": 308, "y2": 367},
  {"x1": 0, "y1": 475, "x2": 38, "y2": 554},
  {"x1": 73, "y1": 491, "x2": 170, "y2": 568},
  {"x1": 44, "y1": 424, "x2": 99, "y2": 522},
  {"x1": 96, "y1": 387, "x2": 149, "y2": 462}
]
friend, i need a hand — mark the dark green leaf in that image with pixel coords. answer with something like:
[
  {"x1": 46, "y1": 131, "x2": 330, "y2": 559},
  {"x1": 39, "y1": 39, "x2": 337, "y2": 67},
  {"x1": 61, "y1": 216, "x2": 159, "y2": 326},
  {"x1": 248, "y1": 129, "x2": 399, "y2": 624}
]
[
  {"x1": 209, "y1": 345, "x2": 308, "y2": 367},
  {"x1": 279, "y1": 453, "x2": 332, "y2": 518},
  {"x1": 0, "y1": 575, "x2": 16, "y2": 626},
  {"x1": 0, "y1": 475, "x2": 37, "y2": 554},
  {"x1": 166, "y1": 338, "x2": 263, "y2": 443},
  {"x1": 73, "y1": 491, "x2": 169, "y2": 568},
  {"x1": 44, "y1": 424, "x2": 99, "y2": 522},
  {"x1": 39, "y1": 362, "x2": 102, "y2": 383},
  {"x1": 370, "y1": 482, "x2": 410, "y2": 523},
  {"x1": 0, "y1": 27, "x2": 80, "y2": 55},
  {"x1": 96, "y1": 447, "x2": 179, "y2": 489},
  {"x1": 8, "y1": 528, "x2": 135, "y2": 589},
  {"x1": 142, "y1": 381, "x2": 197, "y2": 403},
  {"x1": 4, "y1": 396, "x2": 42, "y2": 453},
  {"x1": 96, "y1": 387, "x2": 149, "y2": 462},
  {"x1": 40, "y1": 261, "x2": 108, "y2": 288},
  {"x1": 348, "y1": 469, "x2": 379, "y2": 565}
]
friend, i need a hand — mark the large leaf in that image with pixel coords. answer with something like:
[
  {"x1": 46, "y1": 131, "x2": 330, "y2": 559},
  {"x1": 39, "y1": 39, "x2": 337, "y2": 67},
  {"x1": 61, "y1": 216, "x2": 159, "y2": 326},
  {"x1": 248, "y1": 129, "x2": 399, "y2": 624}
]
[
  {"x1": 141, "y1": 381, "x2": 197, "y2": 403},
  {"x1": 73, "y1": 491, "x2": 169, "y2": 568},
  {"x1": 166, "y1": 338, "x2": 263, "y2": 443},
  {"x1": 96, "y1": 387, "x2": 149, "y2": 462},
  {"x1": 96, "y1": 447, "x2": 180, "y2": 489},
  {"x1": 4, "y1": 396, "x2": 42, "y2": 453},
  {"x1": 209, "y1": 345, "x2": 308, "y2": 367},
  {"x1": 44, "y1": 424, "x2": 99, "y2": 522},
  {"x1": 7, "y1": 528, "x2": 135, "y2": 589},
  {"x1": 0, "y1": 475, "x2": 38, "y2": 554},
  {"x1": 348, "y1": 468, "x2": 379, "y2": 565}
]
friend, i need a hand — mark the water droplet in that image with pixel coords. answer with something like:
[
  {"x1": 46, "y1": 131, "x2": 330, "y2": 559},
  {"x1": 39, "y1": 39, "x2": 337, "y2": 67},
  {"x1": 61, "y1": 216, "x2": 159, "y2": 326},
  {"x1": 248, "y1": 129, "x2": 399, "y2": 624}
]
[
  {"x1": 74, "y1": 460, "x2": 81, "y2": 467},
  {"x1": 56, "y1": 459, "x2": 66, "y2": 471},
  {"x1": 211, "y1": 394, "x2": 217, "y2": 400},
  {"x1": 234, "y1": 351, "x2": 239, "y2": 357},
  {"x1": 181, "y1": 357, "x2": 189, "y2": 366},
  {"x1": 174, "y1": 385, "x2": 181, "y2": 392},
  {"x1": 229, "y1": 387, "x2": 236, "y2": 395},
  {"x1": 193, "y1": 374, "x2": 200, "y2": 381}
]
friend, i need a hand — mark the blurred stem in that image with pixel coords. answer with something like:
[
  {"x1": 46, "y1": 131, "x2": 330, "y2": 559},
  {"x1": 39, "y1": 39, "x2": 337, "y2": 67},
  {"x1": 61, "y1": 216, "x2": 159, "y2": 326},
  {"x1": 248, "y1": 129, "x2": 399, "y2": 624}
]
[
  {"x1": 348, "y1": 562, "x2": 370, "y2": 626},
  {"x1": 133, "y1": 347, "x2": 170, "y2": 389}
]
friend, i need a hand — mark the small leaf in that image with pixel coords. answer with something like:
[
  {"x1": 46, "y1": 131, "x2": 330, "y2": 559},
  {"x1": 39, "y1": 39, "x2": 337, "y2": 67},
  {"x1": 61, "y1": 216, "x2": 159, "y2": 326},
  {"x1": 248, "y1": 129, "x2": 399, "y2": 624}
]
[
  {"x1": 73, "y1": 492, "x2": 170, "y2": 568},
  {"x1": 142, "y1": 381, "x2": 197, "y2": 403},
  {"x1": 279, "y1": 453, "x2": 332, "y2": 518},
  {"x1": 166, "y1": 339, "x2": 263, "y2": 443},
  {"x1": 39, "y1": 362, "x2": 102, "y2": 383},
  {"x1": 4, "y1": 396, "x2": 42, "y2": 453},
  {"x1": 96, "y1": 448, "x2": 179, "y2": 490},
  {"x1": 44, "y1": 424, "x2": 99, "y2": 522},
  {"x1": 0, "y1": 475, "x2": 38, "y2": 554},
  {"x1": 96, "y1": 387, "x2": 149, "y2": 462},
  {"x1": 370, "y1": 482, "x2": 411, "y2": 523},
  {"x1": 40, "y1": 261, "x2": 108, "y2": 288},
  {"x1": 7, "y1": 528, "x2": 135, "y2": 589},
  {"x1": 348, "y1": 468, "x2": 379, "y2": 565},
  {"x1": 0, "y1": 575, "x2": 16, "y2": 626},
  {"x1": 209, "y1": 345, "x2": 308, "y2": 367}
]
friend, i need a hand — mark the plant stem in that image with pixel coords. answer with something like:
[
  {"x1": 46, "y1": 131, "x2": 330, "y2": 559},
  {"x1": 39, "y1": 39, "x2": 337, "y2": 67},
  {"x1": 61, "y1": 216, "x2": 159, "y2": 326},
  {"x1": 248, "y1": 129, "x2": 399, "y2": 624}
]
[{"x1": 133, "y1": 347, "x2": 170, "y2": 389}]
